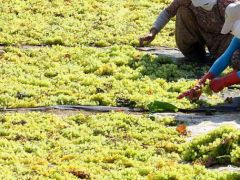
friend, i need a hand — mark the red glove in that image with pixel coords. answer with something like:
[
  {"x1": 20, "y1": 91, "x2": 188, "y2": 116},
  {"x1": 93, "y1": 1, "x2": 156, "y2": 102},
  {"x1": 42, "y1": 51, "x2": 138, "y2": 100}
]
[
  {"x1": 210, "y1": 70, "x2": 240, "y2": 93},
  {"x1": 178, "y1": 72, "x2": 215, "y2": 100}
]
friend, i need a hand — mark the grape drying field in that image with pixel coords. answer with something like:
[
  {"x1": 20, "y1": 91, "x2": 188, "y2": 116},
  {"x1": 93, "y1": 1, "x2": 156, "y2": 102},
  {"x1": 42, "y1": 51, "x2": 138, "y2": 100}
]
[{"x1": 0, "y1": 0, "x2": 240, "y2": 179}]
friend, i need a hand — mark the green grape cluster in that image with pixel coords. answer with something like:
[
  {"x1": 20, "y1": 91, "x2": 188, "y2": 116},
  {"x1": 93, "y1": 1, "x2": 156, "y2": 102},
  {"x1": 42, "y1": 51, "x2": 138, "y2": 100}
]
[
  {"x1": 182, "y1": 126, "x2": 240, "y2": 167},
  {"x1": 0, "y1": 45, "x2": 221, "y2": 110},
  {"x1": 0, "y1": 112, "x2": 182, "y2": 179},
  {"x1": 0, "y1": 112, "x2": 239, "y2": 179},
  {"x1": 149, "y1": 160, "x2": 240, "y2": 180},
  {"x1": 0, "y1": 0, "x2": 227, "y2": 111},
  {"x1": 0, "y1": 0, "x2": 239, "y2": 179},
  {"x1": 0, "y1": 0, "x2": 175, "y2": 47}
]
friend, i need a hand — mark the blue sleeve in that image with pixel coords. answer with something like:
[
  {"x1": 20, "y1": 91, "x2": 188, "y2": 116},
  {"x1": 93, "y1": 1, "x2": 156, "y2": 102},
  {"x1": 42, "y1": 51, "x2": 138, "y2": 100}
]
[{"x1": 209, "y1": 37, "x2": 240, "y2": 77}]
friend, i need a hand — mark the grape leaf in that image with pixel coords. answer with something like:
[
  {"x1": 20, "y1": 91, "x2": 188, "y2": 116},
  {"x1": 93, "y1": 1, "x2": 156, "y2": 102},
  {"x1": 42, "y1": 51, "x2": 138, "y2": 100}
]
[{"x1": 147, "y1": 101, "x2": 178, "y2": 112}]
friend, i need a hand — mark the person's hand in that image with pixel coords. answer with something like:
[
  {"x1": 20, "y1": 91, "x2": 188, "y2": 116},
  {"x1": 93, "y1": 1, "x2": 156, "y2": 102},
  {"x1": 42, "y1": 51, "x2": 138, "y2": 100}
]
[
  {"x1": 177, "y1": 84, "x2": 203, "y2": 100},
  {"x1": 178, "y1": 72, "x2": 215, "y2": 100},
  {"x1": 139, "y1": 28, "x2": 158, "y2": 46}
]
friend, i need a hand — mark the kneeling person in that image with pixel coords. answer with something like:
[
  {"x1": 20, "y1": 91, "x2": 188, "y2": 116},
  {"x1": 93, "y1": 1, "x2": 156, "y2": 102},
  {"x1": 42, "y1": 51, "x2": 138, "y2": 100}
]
[{"x1": 140, "y1": 0, "x2": 240, "y2": 63}]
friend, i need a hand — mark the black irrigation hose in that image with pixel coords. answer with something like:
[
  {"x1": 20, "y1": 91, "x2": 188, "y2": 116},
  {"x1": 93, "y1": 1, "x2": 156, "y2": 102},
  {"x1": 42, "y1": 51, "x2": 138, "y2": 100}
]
[
  {"x1": 180, "y1": 107, "x2": 240, "y2": 113},
  {"x1": 0, "y1": 105, "x2": 239, "y2": 113}
]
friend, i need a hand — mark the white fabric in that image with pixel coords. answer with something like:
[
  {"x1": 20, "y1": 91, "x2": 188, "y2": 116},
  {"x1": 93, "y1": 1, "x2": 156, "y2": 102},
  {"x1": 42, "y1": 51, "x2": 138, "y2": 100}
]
[
  {"x1": 232, "y1": 20, "x2": 240, "y2": 39},
  {"x1": 221, "y1": 3, "x2": 240, "y2": 34},
  {"x1": 201, "y1": 0, "x2": 217, "y2": 11},
  {"x1": 191, "y1": 0, "x2": 217, "y2": 11}
]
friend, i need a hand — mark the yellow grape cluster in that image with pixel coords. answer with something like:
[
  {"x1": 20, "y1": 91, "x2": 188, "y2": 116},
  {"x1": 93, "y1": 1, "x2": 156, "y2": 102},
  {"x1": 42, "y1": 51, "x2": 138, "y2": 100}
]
[
  {"x1": 0, "y1": 112, "x2": 239, "y2": 179},
  {"x1": 0, "y1": 0, "x2": 238, "y2": 179},
  {"x1": 0, "y1": 45, "x2": 222, "y2": 109},
  {"x1": 0, "y1": 0, "x2": 175, "y2": 47},
  {"x1": 182, "y1": 126, "x2": 240, "y2": 167}
]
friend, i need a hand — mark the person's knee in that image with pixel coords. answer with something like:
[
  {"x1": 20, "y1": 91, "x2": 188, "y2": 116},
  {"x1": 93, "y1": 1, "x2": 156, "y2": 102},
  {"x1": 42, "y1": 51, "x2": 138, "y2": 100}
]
[
  {"x1": 183, "y1": 43, "x2": 207, "y2": 62},
  {"x1": 176, "y1": 6, "x2": 202, "y2": 54},
  {"x1": 231, "y1": 50, "x2": 240, "y2": 70}
]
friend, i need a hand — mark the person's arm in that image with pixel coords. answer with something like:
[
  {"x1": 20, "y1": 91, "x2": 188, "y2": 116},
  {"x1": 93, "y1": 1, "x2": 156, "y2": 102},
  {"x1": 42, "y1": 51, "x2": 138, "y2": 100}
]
[
  {"x1": 151, "y1": 10, "x2": 171, "y2": 33},
  {"x1": 209, "y1": 37, "x2": 240, "y2": 76},
  {"x1": 139, "y1": 0, "x2": 190, "y2": 46},
  {"x1": 178, "y1": 37, "x2": 240, "y2": 100},
  {"x1": 151, "y1": 0, "x2": 190, "y2": 33}
]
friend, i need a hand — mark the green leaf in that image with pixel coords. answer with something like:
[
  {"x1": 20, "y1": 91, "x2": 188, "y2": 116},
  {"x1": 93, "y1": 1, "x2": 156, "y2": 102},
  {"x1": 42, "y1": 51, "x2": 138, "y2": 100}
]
[{"x1": 147, "y1": 101, "x2": 178, "y2": 113}]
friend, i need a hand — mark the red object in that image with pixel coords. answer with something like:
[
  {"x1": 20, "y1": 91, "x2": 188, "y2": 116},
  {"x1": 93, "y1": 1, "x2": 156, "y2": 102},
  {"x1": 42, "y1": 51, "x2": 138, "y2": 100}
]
[
  {"x1": 210, "y1": 70, "x2": 240, "y2": 93},
  {"x1": 198, "y1": 72, "x2": 215, "y2": 84},
  {"x1": 178, "y1": 72, "x2": 215, "y2": 100}
]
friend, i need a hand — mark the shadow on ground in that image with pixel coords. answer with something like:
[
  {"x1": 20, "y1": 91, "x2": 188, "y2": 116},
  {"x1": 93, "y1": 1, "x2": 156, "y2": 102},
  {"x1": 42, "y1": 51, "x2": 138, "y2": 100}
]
[{"x1": 128, "y1": 54, "x2": 210, "y2": 81}]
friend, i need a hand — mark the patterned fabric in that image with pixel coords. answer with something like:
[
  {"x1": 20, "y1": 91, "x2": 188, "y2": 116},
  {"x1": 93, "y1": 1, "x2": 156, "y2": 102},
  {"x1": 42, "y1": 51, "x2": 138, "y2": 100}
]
[
  {"x1": 164, "y1": 0, "x2": 238, "y2": 59},
  {"x1": 232, "y1": 50, "x2": 240, "y2": 70},
  {"x1": 175, "y1": 6, "x2": 207, "y2": 61}
]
